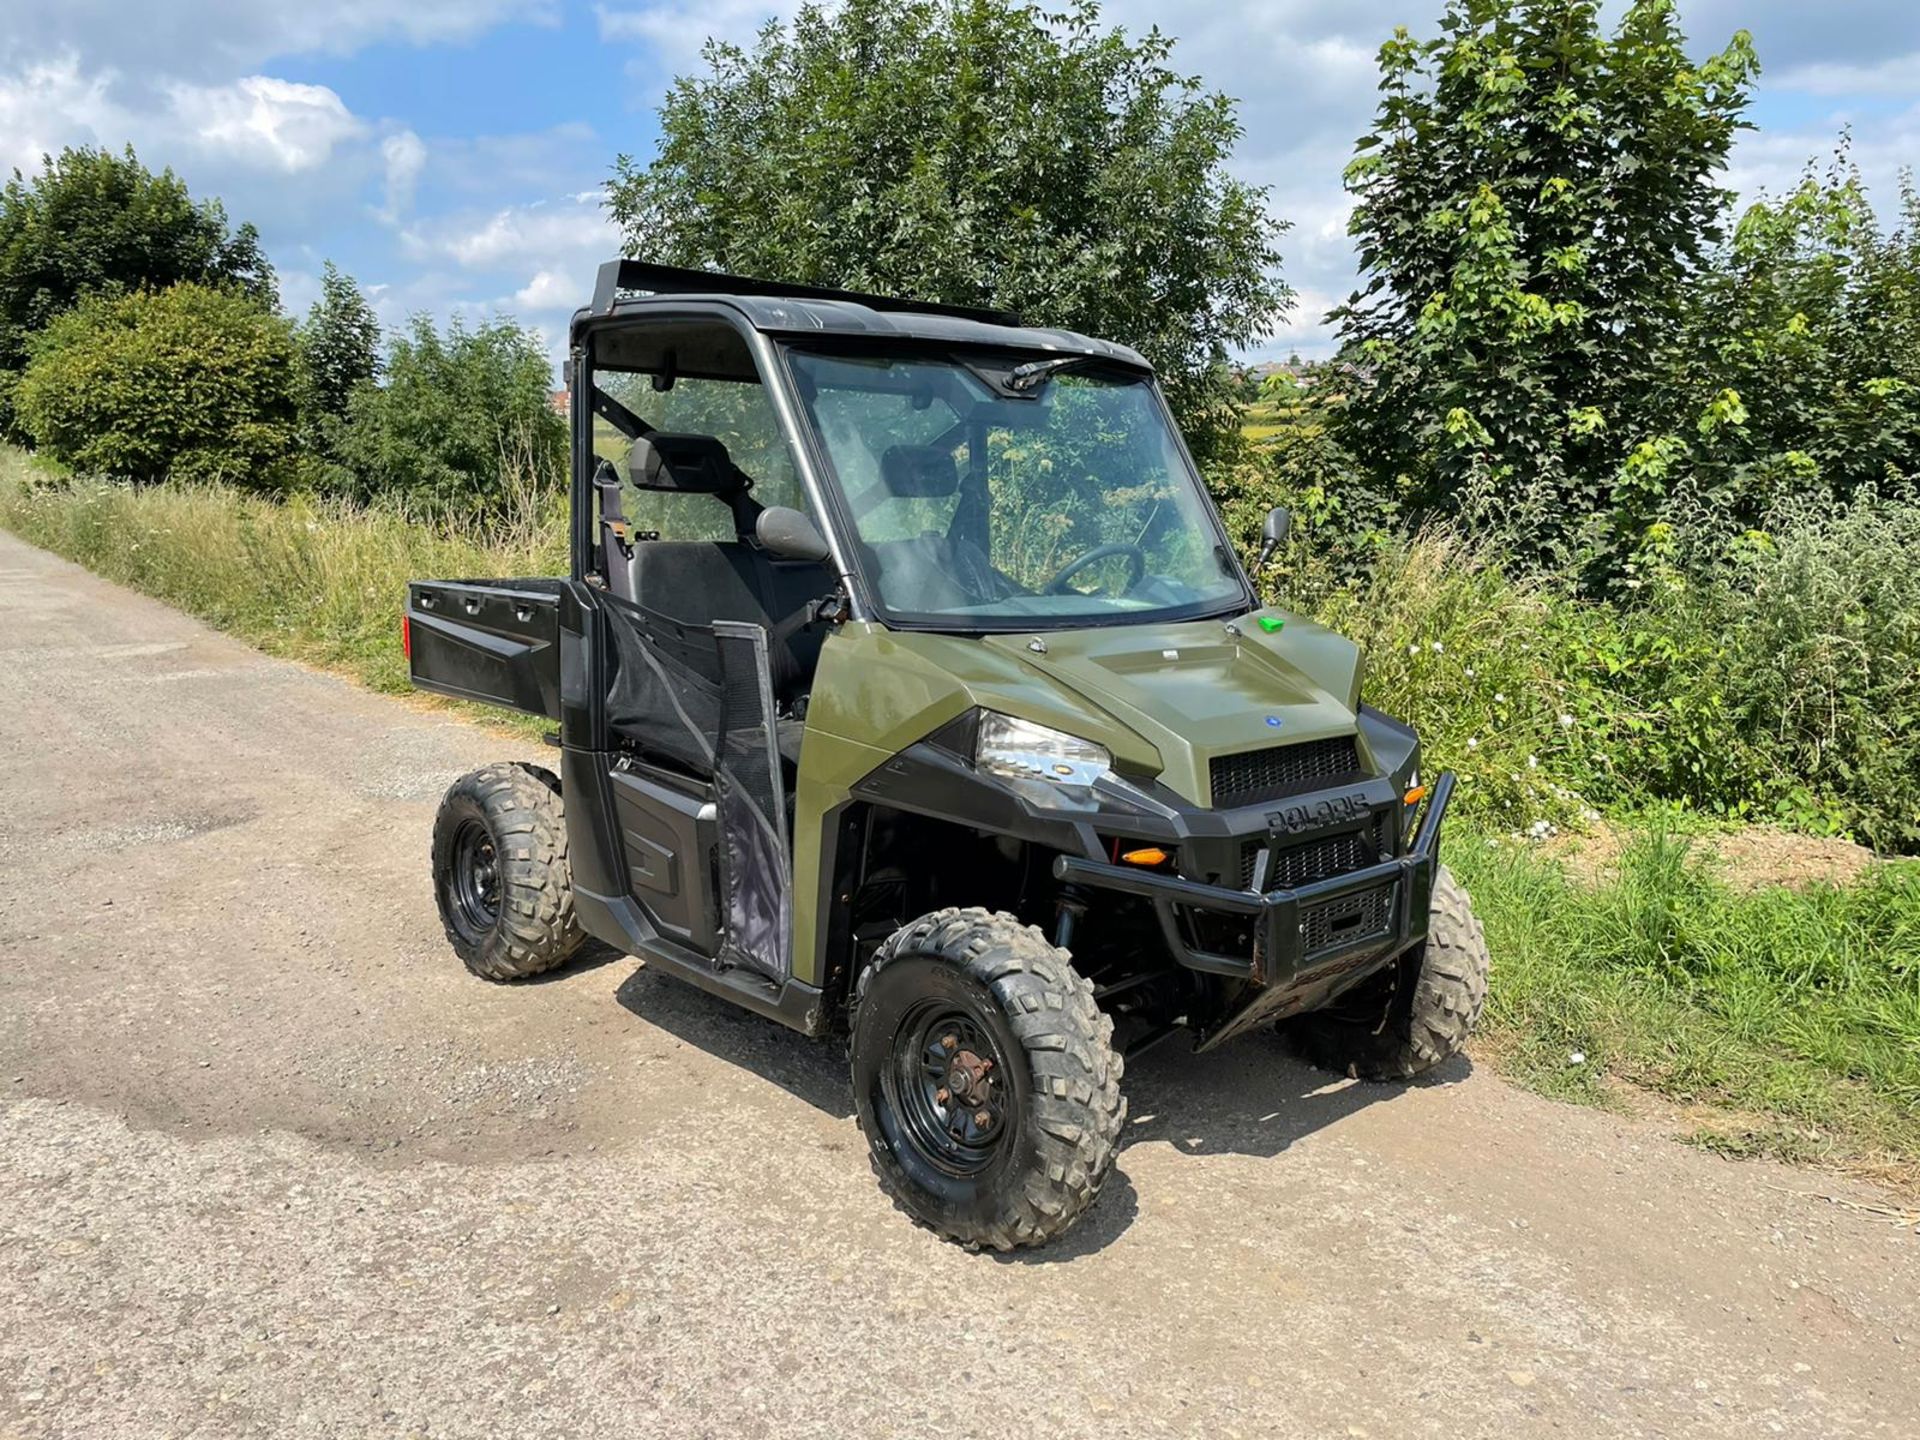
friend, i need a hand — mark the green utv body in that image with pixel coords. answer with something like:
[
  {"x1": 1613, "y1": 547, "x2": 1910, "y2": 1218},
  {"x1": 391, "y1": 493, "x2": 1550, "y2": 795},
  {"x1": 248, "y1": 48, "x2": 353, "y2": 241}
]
[{"x1": 409, "y1": 261, "x2": 1489, "y2": 1250}]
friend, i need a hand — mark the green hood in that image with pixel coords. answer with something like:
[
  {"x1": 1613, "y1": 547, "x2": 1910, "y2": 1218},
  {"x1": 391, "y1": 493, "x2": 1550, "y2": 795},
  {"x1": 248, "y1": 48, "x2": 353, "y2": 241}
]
[{"x1": 808, "y1": 610, "x2": 1363, "y2": 809}]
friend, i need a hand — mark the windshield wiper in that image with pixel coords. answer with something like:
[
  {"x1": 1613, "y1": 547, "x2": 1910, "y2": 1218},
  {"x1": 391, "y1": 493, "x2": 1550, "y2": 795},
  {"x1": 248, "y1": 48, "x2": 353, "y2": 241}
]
[{"x1": 1004, "y1": 355, "x2": 1107, "y2": 394}]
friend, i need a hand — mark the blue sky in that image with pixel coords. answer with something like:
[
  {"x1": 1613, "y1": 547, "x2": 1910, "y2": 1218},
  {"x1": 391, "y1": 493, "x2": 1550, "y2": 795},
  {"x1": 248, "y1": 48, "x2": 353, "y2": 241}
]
[{"x1": 2, "y1": 0, "x2": 1916, "y2": 371}]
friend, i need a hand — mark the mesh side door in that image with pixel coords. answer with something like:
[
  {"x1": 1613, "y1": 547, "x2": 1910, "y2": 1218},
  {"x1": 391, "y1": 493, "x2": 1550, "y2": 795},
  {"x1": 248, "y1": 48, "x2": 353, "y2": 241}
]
[
  {"x1": 598, "y1": 592, "x2": 793, "y2": 983},
  {"x1": 709, "y1": 621, "x2": 792, "y2": 981}
]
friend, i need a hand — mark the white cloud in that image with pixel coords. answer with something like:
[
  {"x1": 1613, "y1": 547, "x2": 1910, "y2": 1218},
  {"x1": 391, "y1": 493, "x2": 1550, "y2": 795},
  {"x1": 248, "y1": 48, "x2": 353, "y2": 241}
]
[
  {"x1": 595, "y1": 0, "x2": 802, "y2": 69},
  {"x1": 0, "y1": 56, "x2": 366, "y2": 181},
  {"x1": 378, "y1": 129, "x2": 428, "y2": 221},
  {"x1": 165, "y1": 75, "x2": 366, "y2": 173},
  {"x1": 1, "y1": 2, "x2": 560, "y2": 78},
  {"x1": 1775, "y1": 52, "x2": 1920, "y2": 97},
  {"x1": 1725, "y1": 100, "x2": 1920, "y2": 211},
  {"x1": 514, "y1": 269, "x2": 578, "y2": 309},
  {"x1": 402, "y1": 195, "x2": 619, "y2": 272},
  {"x1": 0, "y1": 53, "x2": 122, "y2": 177}
]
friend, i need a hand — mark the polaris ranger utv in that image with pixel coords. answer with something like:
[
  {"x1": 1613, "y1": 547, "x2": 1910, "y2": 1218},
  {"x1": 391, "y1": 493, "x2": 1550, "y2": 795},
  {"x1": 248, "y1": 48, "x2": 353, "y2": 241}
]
[{"x1": 409, "y1": 260, "x2": 1489, "y2": 1250}]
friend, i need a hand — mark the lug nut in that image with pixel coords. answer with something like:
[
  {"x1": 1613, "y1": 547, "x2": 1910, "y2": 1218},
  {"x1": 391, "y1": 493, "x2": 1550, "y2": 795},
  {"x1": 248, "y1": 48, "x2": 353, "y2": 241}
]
[
  {"x1": 974, "y1": 1110, "x2": 992, "y2": 1127},
  {"x1": 935, "y1": 1088, "x2": 949, "y2": 1104},
  {"x1": 940, "y1": 1034, "x2": 958, "y2": 1051}
]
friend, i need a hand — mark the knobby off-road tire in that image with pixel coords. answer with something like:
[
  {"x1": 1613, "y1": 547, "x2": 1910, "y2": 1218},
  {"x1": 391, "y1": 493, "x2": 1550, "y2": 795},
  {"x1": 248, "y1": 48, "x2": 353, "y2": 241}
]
[
  {"x1": 1292, "y1": 865, "x2": 1490, "y2": 1081},
  {"x1": 850, "y1": 908, "x2": 1125, "y2": 1251},
  {"x1": 431, "y1": 763, "x2": 585, "y2": 982}
]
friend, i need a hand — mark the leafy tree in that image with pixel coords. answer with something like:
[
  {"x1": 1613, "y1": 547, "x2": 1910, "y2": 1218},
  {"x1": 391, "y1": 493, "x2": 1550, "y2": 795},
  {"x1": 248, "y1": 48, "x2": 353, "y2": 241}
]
[
  {"x1": 298, "y1": 261, "x2": 382, "y2": 427},
  {"x1": 0, "y1": 146, "x2": 275, "y2": 432},
  {"x1": 1668, "y1": 154, "x2": 1920, "y2": 527},
  {"x1": 329, "y1": 314, "x2": 564, "y2": 512},
  {"x1": 607, "y1": 0, "x2": 1289, "y2": 463},
  {"x1": 1330, "y1": 0, "x2": 1757, "y2": 566},
  {"x1": 15, "y1": 283, "x2": 299, "y2": 487}
]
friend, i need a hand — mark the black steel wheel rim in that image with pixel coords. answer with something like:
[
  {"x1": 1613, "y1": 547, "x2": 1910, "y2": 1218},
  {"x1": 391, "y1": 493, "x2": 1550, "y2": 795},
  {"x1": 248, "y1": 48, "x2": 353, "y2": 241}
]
[
  {"x1": 883, "y1": 999, "x2": 1014, "y2": 1178},
  {"x1": 449, "y1": 817, "x2": 501, "y2": 938}
]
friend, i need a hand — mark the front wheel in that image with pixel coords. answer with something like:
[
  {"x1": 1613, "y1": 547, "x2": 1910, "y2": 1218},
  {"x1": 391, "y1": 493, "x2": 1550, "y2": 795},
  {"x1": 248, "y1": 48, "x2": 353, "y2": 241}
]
[
  {"x1": 850, "y1": 909, "x2": 1125, "y2": 1251},
  {"x1": 1290, "y1": 865, "x2": 1490, "y2": 1080}
]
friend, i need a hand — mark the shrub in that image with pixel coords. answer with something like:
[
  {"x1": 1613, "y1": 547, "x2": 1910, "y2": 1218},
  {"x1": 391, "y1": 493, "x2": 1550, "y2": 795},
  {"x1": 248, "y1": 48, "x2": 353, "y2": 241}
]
[
  {"x1": 1260, "y1": 495, "x2": 1920, "y2": 853},
  {"x1": 328, "y1": 314, "x2": 564, "y2": 514},
  {"x1": 0, "y1": 145, "x2": 275, "y2": 435},
  {"x1": 1641, "y1": 497, "x2": 1920, "y2": 850},
  {"x1": 1273, "y1": 529, "x2": 1616, "y2": 831},
  {"x1": 15, "y1": 283, "x2": 299, "y2": 488},
  {"x1": 297, "y1": 261, "x2": 381, "y2": 434}
]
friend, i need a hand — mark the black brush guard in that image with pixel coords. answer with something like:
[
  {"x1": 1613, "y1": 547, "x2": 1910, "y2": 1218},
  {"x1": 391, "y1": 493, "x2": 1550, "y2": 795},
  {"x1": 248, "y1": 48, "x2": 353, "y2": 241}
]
[{"x1": 1051, "y1": 773, "x2": 1456, "y2": 1049}]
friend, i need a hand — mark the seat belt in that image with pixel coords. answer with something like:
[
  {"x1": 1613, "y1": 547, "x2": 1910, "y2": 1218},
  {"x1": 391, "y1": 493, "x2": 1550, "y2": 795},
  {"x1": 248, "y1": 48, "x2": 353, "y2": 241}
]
[{"x1": 592, "y1": 461, "x2": 635, "y2": 601}]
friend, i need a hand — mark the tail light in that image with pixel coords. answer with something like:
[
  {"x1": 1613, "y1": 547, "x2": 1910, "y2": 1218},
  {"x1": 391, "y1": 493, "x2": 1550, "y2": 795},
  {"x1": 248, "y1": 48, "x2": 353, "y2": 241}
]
[{"x1": 401, "y1": 613, "x2": 412, "y2": 659}]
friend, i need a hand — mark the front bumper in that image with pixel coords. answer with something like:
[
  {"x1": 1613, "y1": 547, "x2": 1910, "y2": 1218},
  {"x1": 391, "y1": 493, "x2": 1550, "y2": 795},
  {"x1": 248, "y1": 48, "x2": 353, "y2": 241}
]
[{"x1": 1052, "y1": 773, "x2": 1455, "y2": 1041}]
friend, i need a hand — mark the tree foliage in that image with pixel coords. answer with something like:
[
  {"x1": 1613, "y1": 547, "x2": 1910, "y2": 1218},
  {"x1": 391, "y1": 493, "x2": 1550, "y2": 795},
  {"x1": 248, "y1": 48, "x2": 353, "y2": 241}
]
[
  {"x1": 298, "y1": 261, "x2": 382, "y2": 427},
  {"x1": 15, "y1": 283, "x2": 299, "y2": 487},
  {"x1": 0, "y1": 146, "x2": 275, "y2": 432},
  {"x1": 1662, "y1": 155, "x2": 1920, "y2": 532},
  {"x1": 1330, "y1": 0, "x2": 1758, "y2": 565},
  {"x1": 327, "y1": 315, "x2": 564, "y2": 513},
  {"x1": 607, "y1": 0, "x2": 1290, "y2": 462}
]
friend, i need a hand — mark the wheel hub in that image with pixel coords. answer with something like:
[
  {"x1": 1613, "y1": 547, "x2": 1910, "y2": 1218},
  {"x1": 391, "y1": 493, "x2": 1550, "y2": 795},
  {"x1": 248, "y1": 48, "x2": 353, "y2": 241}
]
[
  {"x1": 890, "y1": 1007, "x2": 1013, "y2": 1176},
  {"x1": 449, "y1": 818, "x2": 502, "y2": 936},
  {"x1": 944, "y1": 1047, "x2": 995, "y2": 1110}
]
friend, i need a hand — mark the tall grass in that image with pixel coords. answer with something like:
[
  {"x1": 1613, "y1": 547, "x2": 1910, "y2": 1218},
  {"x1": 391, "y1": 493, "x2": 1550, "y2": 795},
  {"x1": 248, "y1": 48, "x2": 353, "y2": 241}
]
[
  {"x1": 0, "y1": 447, "x2": 565, "y2": 698},
  {"x1": 1455, "y1": 831, "x2": 1920, "y2": 1177}
]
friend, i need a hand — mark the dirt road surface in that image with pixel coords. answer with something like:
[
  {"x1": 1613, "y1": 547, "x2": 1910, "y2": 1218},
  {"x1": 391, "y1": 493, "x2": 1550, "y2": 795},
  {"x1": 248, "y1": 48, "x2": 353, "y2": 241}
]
[{"x1": 2, "y1": 529, "x2": 1916, "y2": 1440}]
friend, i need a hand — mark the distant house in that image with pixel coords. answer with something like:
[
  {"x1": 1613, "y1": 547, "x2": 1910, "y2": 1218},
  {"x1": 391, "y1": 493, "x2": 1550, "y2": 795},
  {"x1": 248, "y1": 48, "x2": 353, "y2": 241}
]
[{"x1": 549, "y1": 388, "x2": 570, "y2": 419}]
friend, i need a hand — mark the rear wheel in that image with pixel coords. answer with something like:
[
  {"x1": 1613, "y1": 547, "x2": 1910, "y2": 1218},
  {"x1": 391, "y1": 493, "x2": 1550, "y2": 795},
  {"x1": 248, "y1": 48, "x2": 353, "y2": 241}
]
[
  {"x1": 1290, "y1": 865, "x2": 1489, "y2": 1080},
  {"x1": 431, "y1": 763, "x2": 584, "y2": 981},
  {"x1": 850, "y1": 908, "x2": 1125, "y2": 1251}
]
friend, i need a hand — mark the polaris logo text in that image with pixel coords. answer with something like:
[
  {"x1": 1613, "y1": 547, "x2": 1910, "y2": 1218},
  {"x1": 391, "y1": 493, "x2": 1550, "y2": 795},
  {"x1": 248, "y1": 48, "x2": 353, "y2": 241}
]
[{"x1": 1265, "y1": 792, "x2": 1370, "y2": 836}]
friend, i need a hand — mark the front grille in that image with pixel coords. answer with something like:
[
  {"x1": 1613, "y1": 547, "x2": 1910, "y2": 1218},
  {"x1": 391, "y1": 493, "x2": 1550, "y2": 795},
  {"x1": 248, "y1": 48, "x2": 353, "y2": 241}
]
[
  {"x1": 1210, "y1": 736, "x2": 1364, "y2": 809},
  {"x1": 1240, "y1": 818, "x2": 1386, "y2": 891},
  {"x1": 1300, "y1": 885, "x2": 1395, "y2": 953}
]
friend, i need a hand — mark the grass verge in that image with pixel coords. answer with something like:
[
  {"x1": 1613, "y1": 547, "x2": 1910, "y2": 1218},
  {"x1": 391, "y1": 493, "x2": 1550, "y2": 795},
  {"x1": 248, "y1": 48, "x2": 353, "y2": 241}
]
[
  {"x1": 1454, "y1": 830, "x2": 1920, "y2": 1184},
  {"x1": 0, "y1": 447, "x2": 561, "y2": 735}
]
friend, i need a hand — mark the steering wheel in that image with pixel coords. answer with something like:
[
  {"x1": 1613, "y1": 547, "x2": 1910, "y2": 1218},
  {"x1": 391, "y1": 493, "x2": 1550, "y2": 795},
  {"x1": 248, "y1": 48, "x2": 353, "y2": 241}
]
[{"x1": 1043, "y1": 543, "x2": 1147, "y2": 596}]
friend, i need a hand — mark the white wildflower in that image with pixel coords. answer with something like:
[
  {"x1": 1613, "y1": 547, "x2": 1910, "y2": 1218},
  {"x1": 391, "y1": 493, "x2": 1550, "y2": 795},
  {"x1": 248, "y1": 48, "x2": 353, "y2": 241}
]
[
  {"x1": 1528, "y1": 754, "x2": 1539, "y2": 769},
  {"x1": 1466, "y1": 737, "x2": 1479, "y2": 750},
  {"x1": 1408, "y1": 644, "x2": 1419, "y2": 657},
  {"x1": 1558, "y1": 713, "x2": 1575, "y2": 729},
  {"x1": 1465, "y1": 666, "x2": 1476, "y2": 678},
  {"x1": 1494, "y1": 692, "x2": 1507, "y2": 704},
  {"x1": 1431, "y1": 641, "x2": 1445, "y2": 653}
]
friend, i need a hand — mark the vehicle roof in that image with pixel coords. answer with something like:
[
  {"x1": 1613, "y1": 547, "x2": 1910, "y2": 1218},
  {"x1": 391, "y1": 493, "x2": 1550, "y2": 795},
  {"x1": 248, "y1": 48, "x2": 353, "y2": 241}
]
[
  {"x1": 570, "y1": 259, "x2": 1151, "y2": 370},
  {"x1": 601, "y1": 294, "x2": 1150, "y2": 368}
]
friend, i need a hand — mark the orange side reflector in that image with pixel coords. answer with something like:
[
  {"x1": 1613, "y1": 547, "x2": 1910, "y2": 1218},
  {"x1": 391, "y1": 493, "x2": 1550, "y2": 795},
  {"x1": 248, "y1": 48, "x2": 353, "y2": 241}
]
[
  {"x1": 1120, "y1": 847, "x2": 1169, "y2": 867},
  {"x1": 401, "y1": 613, "x2": 412, "y2": 660},
  {"x1": 1403, "y1": 784, "x2": 1429, "y2": 807}
]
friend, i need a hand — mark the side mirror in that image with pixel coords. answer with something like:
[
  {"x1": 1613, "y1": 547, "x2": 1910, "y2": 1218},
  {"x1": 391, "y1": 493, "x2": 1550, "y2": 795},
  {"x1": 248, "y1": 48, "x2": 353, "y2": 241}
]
[
  {"x1": 1254, "y1": 505, "x2": 1292, "y2": 570},
  {"x1": 756, "y1": 506, "x2": 832, "y2": 564}
]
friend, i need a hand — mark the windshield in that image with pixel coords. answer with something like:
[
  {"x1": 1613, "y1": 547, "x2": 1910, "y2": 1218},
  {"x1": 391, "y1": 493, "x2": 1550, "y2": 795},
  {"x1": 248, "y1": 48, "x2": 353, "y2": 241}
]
[{"x1": 787, "y1": 348, "x2": 1247, "y2": 629}]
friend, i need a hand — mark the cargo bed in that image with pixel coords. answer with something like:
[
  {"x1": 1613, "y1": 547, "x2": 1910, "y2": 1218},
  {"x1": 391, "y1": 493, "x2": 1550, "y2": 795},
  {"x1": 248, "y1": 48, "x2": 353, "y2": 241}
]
[{"x1": 406, "y1": 578, "x2": 565, "y2": 721}]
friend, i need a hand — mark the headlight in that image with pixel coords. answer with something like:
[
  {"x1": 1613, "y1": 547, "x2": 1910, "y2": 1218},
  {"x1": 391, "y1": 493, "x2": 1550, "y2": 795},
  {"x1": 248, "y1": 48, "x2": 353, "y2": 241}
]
[{"x1": 976, "y1": 713, "x2": 1112, "y2": 808}]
